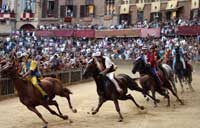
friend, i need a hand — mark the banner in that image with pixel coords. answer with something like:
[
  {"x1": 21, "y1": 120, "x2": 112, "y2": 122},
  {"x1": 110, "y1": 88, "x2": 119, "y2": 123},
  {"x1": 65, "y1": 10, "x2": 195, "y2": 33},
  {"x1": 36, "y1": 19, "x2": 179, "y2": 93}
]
[
  {"x1": 151, "y1": 2, "x2": 160, "y2": 13},
  {"x1": 191, "y1": 0, "x2": 199, "y2": 10},
  {"x1": 74, "y1": 30, "x2": 95, "y2": 38},
  {"x1": 136, "y1": 3, "x2": 145, "y2": 11},
  {"x1": 35, "y1": 30, "x2": 53, "y2": 37},
  {"x1": 177, "y1": 26, "x2": 200, "y2": 36},
  {"x1": 166, "y1": 0, "x2": 178, "y2": 10},
  {"x1": 95, "y1": 29, "x2": 141, "y2": 38},
  {"x1": 140, "y1": 28, "x2": 160, "y2": 38},
  {"x1": 53, "y1": 30, "x2": 74, "y2": 37},
  {"x1": 120, "y1": 4, "x2": 130, "y2": 14}
]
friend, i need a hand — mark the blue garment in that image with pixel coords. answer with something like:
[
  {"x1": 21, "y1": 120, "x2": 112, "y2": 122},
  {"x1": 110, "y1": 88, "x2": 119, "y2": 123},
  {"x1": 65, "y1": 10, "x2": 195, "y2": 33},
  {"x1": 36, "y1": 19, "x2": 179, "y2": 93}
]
[{"x1": 149, "y1": 67, "x2": 161, "y2": 87}]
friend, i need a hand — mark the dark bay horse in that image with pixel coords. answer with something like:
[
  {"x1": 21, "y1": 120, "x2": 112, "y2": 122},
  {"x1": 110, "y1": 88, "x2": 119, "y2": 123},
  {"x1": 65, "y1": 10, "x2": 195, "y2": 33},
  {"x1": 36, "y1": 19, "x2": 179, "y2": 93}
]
[
  {"x1": 174, "y1": 50, "x2": 194, "y2": 93},
  {"x1": 132, "y1": 58, "x2": 184, "y2": 107},
  {"x1": 82, "y1": 58, "x2": 159, "y2": 122},
  {"x1": 0, "y1": 62, "x2": 77, "y2": 128}
]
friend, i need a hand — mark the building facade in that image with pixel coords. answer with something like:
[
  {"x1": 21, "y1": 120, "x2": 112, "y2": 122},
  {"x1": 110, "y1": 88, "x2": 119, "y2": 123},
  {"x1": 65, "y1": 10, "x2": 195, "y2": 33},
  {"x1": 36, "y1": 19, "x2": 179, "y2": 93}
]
[{"x1": 0, "y1": 0, "x2": 199, "y2": 35}]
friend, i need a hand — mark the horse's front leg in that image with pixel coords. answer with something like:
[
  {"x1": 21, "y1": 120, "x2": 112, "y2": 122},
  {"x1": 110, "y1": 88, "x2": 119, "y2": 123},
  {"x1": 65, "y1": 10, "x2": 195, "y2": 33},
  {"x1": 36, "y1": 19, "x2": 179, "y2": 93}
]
[
  {"x1": 112, "y1": 95, "x2": 123, "y2": 122},
  {"x1": 66, "y1": 93, "x2": 77, "y2": 113},
  {"x1": 151, "y1": 87, "x2": 157, "y2": 107},
  {"x1": 179, "y1": 77, "x2": 184, "y2": 93},
  {"x1": 91, "y1": 96, "x2": 105, "y2": 115},
  {"x1": 27, "y1": 106, "x2": 48, "y2": 128}
]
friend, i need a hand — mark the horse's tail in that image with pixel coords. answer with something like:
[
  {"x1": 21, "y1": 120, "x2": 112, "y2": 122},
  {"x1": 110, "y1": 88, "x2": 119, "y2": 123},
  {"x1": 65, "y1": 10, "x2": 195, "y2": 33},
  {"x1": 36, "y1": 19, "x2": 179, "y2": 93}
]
[
  {"x1": 64, "y1": 87, "x2": 73, "y2": 94},
  {"x1": 123, "y1": 75, "x2": 143, "y2": 92}
]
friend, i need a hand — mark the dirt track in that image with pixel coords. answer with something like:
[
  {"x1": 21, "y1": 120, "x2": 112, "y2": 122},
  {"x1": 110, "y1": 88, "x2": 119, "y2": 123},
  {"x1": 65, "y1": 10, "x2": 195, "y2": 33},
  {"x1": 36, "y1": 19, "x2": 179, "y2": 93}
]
[{"x1": 0, "y1": 64, "x2": 200, "y2": 128}]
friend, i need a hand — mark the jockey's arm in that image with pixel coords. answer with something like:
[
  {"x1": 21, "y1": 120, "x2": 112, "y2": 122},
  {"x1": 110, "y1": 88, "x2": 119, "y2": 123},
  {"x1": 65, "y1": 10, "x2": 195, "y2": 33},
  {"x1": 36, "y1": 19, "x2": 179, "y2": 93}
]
[
  {"x1": 23, "y1": 70, "x2": 31, "y2": 78},
  {"x1": 23, "y1": 60, "x2": 38, "y2": 78},
  {"x1": 100, "y1": 56, "x2": 116, "y2": 75}
]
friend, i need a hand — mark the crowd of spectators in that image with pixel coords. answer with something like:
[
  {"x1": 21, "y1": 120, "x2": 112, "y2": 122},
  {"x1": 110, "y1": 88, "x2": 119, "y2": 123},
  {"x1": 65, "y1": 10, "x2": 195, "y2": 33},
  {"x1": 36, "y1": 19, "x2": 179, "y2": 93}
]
[
  {"x1": 0, "y1": 31, "x2": 199, "y2": 73},
  {"x1": 37, "y1": 17, "x2": 200, "y2": 31},
  {"x1": 0, "y1": 17, "x2": 200, "y2": 73}
]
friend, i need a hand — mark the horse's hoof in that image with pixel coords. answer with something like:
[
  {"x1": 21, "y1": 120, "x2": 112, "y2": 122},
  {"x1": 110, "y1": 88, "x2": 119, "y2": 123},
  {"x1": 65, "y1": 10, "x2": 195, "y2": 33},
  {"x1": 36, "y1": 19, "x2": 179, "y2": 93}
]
[
  {"x1": 72, "y1": 109, "x2": 77, "y2": 113},
  {"x1": 43, "y1": 124, "x2": 48, "y2": 128},
  {"x1": 146, "y1": 97, "x2": 150, "y2": 102},
  {"x1": 140, "y1": 106, "x2": 144, "y2": 110},
  {"x1": 69, "y1": 119, "x2": 73, "y2": 123},
  {"x1": 91, "y1": 107, "x2": 95, "y2": 111},
  {"x1": 63, "y1": 115, "x2": 69, "y2": 120},
  {"x1": 92, "y1": 111, "x2": 97, "y2": 115},
  {"x1": 166, "y1": 104, "x2": 170, "y2": 107},
  {"x1": 118, "y1": 119, "x2": 123, "y2": 122},
  {"x1": 156, "y1": 99, "x2": 160, "y2": 103}
]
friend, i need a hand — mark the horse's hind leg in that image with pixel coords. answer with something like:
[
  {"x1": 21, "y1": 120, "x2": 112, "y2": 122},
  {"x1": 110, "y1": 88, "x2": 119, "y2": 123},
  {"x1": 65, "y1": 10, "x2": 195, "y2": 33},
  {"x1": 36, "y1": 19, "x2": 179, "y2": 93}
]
[
  {"x1": 188, "y1": 74, "x2": 194, "y2": 92},
  {"x1": 61, "y1": 89, "x2": 77, "y2": 113},
  {"x1": 179, "y1": 77, "x2": 184, "y2": 93},
  {"x1": 170, "y1": 78, "x2": 177, "y2": 94},
  {"x1": 151, "y1": 87, "x2": 158, "y2": 107},
  {"x1": 49, "y1": 100, "x2": 63, "y2": 115},
  {"x1": 125, "y1": 94, "x2": 144, "y2": 110},
  {"x1": 113, "y1": 98, "x2": 123, "y2": 122},
  {"x1": 168, "y1": 85, "x2": 184, "y2": 105},
  {"x1": 43, "y1": 105, "x2": 69, "y2": 120},
  {"x1": 27, "y1": 106, "x2": 48, "y2": 128},
  {"x1": 91, "y1": 96, "x2": 105, "y2": 115}
]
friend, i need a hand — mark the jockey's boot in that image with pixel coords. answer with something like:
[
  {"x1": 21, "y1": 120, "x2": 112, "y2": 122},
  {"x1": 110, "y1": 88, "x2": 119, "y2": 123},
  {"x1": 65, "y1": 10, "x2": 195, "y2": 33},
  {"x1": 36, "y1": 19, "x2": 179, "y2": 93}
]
[
  {"x1": 42, "y1": 94, "x2": 49, "y2": 101},
  {"x1": 116, "y1": 87, "x2": 123, "y2": 95},
  {"x1": 113, "y1": 80, "x2": 123, "y2": 94},
  {"x1": 38, "y1": 83, "x2": 49, "y2": 101}
]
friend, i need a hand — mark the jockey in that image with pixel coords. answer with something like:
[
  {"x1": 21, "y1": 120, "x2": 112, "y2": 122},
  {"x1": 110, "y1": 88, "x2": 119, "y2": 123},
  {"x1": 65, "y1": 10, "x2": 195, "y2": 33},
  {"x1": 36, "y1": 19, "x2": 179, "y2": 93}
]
[
  {"x1": 164, "y1": 45, "x2": 171, "y2": 65},
  {"x1": 92, "y1": 51, "x2": 123, "y2": 94},
  {"x1": 172, "y1": 43, "x2": 186, "y2": 71},
  {"x1": 21, "y1": 54, "x2": 49, "y2": 101},
  {"x1": 147, "y1": 45, "x2": 163, "y2": 88}
]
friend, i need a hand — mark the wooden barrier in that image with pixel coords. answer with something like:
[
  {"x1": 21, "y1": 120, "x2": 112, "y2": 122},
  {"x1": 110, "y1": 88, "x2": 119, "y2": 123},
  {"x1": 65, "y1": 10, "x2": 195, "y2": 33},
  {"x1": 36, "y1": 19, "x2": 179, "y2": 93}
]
[{"x1": 0, "y1": 68, "x2": 85, "y2": 98}]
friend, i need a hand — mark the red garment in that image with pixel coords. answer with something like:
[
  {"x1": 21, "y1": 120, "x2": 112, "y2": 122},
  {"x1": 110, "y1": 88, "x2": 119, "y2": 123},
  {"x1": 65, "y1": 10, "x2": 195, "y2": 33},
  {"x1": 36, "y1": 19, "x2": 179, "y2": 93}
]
[{"x1": 147, "y1": 52, "x2": 156, "y2": 68}]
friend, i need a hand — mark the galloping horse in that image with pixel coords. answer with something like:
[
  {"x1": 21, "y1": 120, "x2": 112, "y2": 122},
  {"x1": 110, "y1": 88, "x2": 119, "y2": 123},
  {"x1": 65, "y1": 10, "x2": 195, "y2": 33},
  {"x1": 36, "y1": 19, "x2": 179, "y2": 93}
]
[
  {"x1": 162, "y1": 63, "x2": 177, "y2": 93},
  {"x1": 82, "y1": 58, "x2": 159, "y2": 122},
  {"x1": 0, "y1": 62, "x2": 77, "y2": 128},
  {"x1": 174, "y1": 50, "x2": 194, "y2": 93},
  {"x1": 132, "y1": 58, "x2": 184, "y2": 107}
]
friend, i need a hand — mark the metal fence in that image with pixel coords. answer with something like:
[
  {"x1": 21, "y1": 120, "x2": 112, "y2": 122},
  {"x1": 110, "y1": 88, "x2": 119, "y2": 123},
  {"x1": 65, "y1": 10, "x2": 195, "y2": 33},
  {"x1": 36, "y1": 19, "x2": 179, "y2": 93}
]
[{"x1": 0, "y1": 68, "x2": 86, "y2": 97}]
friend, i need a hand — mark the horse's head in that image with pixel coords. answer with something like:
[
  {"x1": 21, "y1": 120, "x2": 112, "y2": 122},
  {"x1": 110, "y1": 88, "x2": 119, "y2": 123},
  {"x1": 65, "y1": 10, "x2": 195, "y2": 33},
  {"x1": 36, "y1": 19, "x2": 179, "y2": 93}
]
[
  {"x1": 132, "y1": 58, "x2": 145, "y2": 74},
  {"x1": 82, "y1": 58, "x2": 101, "y2": 79},
  {"x1": 0, "y1": 61, "x2": 18, "y2": 77}
]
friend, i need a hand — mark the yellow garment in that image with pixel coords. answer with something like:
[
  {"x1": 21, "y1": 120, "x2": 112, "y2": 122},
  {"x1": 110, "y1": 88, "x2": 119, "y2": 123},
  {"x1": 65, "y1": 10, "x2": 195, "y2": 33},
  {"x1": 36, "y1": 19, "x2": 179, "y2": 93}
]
[
  {"x1": 31, "y1": 76, "x2": 47, "y2": 96},
  {"x1": 30, "y1": 60, "x2": 37, "y2": 71},
  {"x1": 24, "y1": 60, "x2": 46, "y2": 96}
]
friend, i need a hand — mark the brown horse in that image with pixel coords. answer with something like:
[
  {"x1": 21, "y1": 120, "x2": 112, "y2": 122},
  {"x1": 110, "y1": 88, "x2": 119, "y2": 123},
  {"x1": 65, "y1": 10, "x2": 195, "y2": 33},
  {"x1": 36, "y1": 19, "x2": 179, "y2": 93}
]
[
  {"x1": 82, "y1": 58, "x2": 159, "y2": 122},
  {"x1": 132, "y1": 58, "x2": 184, "y2": 107},
  {"x1": 0, "y1": 62, "x2": 77, "y2": 128}
]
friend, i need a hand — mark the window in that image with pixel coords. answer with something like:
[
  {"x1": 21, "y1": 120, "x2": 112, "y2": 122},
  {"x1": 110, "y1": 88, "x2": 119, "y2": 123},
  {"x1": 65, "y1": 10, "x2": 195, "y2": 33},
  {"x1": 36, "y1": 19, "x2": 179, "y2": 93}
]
[
  {"x1": 137, "y1": 11, "x2": 144, "y2": 21},
  {"x1": 66, "y1": 0, "x2": 73, "y2": 5},
  {"x1": 121, "y1": 0, "x2": 129, "y2": 4},
  {"x1": 42, "y1": 0, "x2": 58, "y2": 18},
  {"x1": 48, "y1": 0, "x2": 55, "y2": 12},
  {"x1": 105, "y1": 0, "x2": 115, "y2": 15},
  {"x1": 85, "y1": 0, "x2": 94, "y2": 5},
  {"x1": 24, "y1": 0, "x2": 32, "y2": 13},
  {"x1": 80, "y1": 4, "x2": 95, "y2": 18},
  {"x1": 60, "y1": 5, "x2": 77, "y2": 18}
]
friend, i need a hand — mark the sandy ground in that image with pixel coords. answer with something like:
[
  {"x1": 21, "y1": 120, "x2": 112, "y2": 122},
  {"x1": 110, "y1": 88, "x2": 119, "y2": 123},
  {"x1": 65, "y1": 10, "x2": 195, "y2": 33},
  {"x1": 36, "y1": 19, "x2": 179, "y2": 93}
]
[{"x1": 0, "y1": 64, "x2": 200, "y2": 128}]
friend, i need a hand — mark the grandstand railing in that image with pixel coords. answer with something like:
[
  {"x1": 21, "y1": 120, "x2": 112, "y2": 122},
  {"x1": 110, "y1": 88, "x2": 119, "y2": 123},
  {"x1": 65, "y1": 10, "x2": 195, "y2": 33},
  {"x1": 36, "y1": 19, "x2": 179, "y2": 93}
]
[{"x1": 0, "y1": 68, "x2": 87, "y2": 98}]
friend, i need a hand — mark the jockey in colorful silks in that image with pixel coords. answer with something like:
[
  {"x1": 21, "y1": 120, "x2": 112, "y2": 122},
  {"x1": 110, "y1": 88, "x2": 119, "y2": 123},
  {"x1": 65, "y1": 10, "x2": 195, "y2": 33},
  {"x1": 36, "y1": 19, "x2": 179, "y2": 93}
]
[
  {"x1": 92, "y1": 51, "x2": 122, "y2": 94},
  {"x1": 21, "y1": 54, "x2": 49, "y2": 101},
  {"x1": 136, "y1": 46, "x2": 163, "y2": 88},
  {"x1": 172, "y1": 44, "x2": 186, "y2": 71}
]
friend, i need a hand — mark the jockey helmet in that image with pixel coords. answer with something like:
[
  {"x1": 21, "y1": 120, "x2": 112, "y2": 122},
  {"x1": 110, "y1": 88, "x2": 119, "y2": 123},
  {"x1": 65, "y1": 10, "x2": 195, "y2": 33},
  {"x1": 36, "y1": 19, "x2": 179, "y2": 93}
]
[{"x1": 92, "y1": 51, "x2": 102, "y2": 57}]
